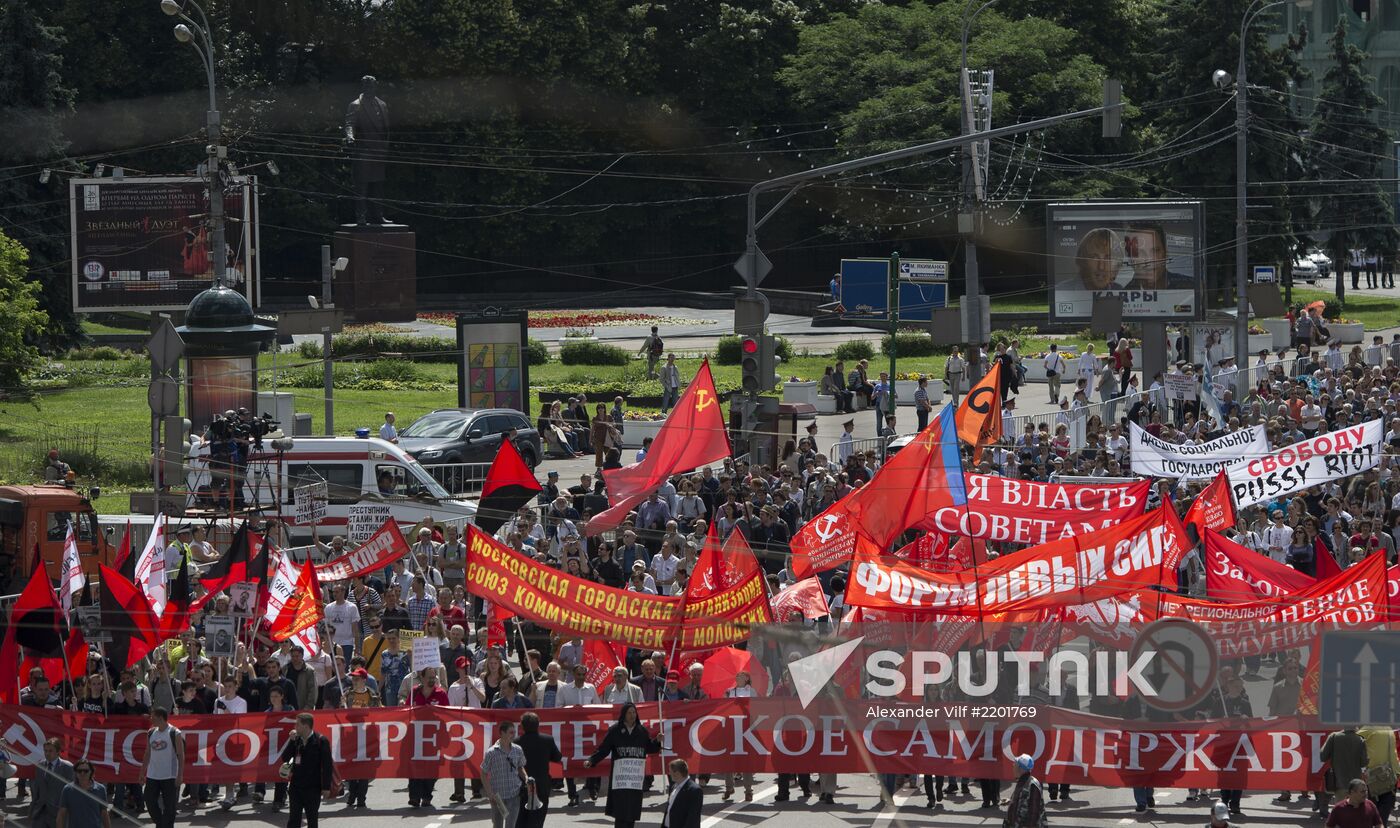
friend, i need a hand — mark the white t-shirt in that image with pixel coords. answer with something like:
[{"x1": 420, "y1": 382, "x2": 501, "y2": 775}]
[
  {"x1": 214, "y1": 694, "x2": 247, "y2": 715},
  {"x1": 650, "y1": 554, "x2": 680, "y2": 595},
  {"x1": 325, "y1": 601, "x2": 361, "y2": 646}
]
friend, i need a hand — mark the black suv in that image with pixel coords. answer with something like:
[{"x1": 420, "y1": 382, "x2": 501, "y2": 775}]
[{"x1": 398, "y1": 408, "x2": 542, "y2": 468}]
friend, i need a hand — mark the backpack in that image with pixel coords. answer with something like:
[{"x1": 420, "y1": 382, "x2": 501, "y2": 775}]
[{"x1": 649, "y1": 335, "x2": 664, "y2": 356}]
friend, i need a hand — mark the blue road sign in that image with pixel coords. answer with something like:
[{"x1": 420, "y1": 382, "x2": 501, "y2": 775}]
[
  {"x1": 1319, "y1": 630, "x2": 1400, "y2": 725},
  {"x1": 839, "y1": 258, "x2": 949, "y2": 323}
]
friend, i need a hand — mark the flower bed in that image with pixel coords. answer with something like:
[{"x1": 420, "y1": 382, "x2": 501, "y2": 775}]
[{"x1": 417, "y1": 311, "x2": 716, "y2": 329}]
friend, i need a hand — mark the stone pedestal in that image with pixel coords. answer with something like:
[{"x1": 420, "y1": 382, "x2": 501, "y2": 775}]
[{"x1": 332, "y1": 225, "x2": 417, "y2": 323}]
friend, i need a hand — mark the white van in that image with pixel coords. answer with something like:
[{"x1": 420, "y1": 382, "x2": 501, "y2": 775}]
[{"x1": 184, "y1": 436, "x2": 478, "y2": 543}]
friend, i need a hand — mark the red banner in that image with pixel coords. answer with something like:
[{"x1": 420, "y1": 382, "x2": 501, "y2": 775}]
[
  {"x1": 1160, "y1": 551, "x2": 1389, "y2": 626},
  {"x1": 316, "y1": 519, "x2": 410, "y2": 581},
  {"x1": 846, "y1": 506, "x2": 1188, "y2": 614},
  {"x1": 0, "y1": 701, "x2": 1339, "y2": 790},
  {"x1": 465, "y1": 526, "x2": 682, "y2": 649},
  {"x1": 919, "y1": 476, "x2": 1151, "y2": 546},
  {"x1": 1203, "y1": 530, "x2": 1314, "y2": 601}
]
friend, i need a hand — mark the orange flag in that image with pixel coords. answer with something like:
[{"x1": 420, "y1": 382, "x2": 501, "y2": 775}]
[
  {"x1": 270, "y1": 562, "x2": 323, "y2": 641},
  {"x1": 955, "y1": 361, "x2": 1002, "y2": 453}
]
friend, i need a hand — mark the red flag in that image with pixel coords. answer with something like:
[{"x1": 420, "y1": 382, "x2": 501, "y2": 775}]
[
  {"x1": 1203, "y1": 530, "x2": 1314, "y2": 600},
  {"x1": 791, "y1": 405, "x2": 966, "y2": 577},
  {"x1": 1314, "y1": 538, "x2": 1343, "y2": 580},
  {"x1": 476, "y1": 440, "x2": 543, "y2": 536},
  {"x1": 270, "y1": 562, "x2": 324, "y2": 641},
  {"x1": 484, "y1": 601, "x2": 512, "y2": 648},
  {"x1": 587, "y1": 360, "x2": 731, "y2": 535},
  {"x1": 679, "y1": 525, "x2": 773, "y2": 651},
  {"x1": 955, "y1": 362, "x2": 1002, "y2": 450},
  {"x1": 581, "y1": 639, "x2": 626, "y2": 689},
  {"x1": 770, "y1": 577, "x2": 830, "y2": 621},
  {"x1": 1184, "y1": 473, "x2": 1236, "y2": 536},
  {"x1": 1388, "y1": 564, "x2": 1400, "y2": 622},
  {"x1": 98, "y1": 565, "x2": 159, "y2": 669}
]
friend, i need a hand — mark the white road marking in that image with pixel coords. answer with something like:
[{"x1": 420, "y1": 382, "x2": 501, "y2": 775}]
[{"x1": 699, "y1": 783, "x2": 779, "y2": 828}]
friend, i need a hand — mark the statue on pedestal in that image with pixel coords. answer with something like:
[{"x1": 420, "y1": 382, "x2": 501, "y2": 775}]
[{"x1": 344, "y1": 75, "x2": 390, "y2": 225}]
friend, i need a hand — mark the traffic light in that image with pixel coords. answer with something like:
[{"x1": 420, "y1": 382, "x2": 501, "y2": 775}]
[
  {"x1": 741, "y1": 335, "x2": 779, "y2": 394},
  {"x1": 741, "y1": 336, "x2": 762, "y2": 392}
]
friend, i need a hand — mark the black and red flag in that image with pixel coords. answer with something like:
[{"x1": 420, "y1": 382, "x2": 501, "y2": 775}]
[
  {"x1": 98, "y1": 564, "x2": 159, "y2": 670},
  {"x1": 159, "y1": 553, "x2": 193, "y2": 642},
  {"x1": 0, "y1": 566, "x2": 64, "y2": 702},
  {"x1": 199, "y1": 521, "x2": 255, "y2": 594},
  {"x1": 475, "y1": 440, "x2": 543, "y2": 535},
  {"x1": 112, "y1": 521, "x2": 134, "y2": 581}
]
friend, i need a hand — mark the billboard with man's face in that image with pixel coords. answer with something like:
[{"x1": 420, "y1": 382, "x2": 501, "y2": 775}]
[{"x1": 1047, "y1": 202, "x2": 1203, "y2": 322}]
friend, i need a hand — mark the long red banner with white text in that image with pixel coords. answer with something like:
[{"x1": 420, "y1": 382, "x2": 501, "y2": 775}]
[
  {"x1": 0, "y1": 702, "x2": 1355, "y2": 789},
  {"x1": 846, "y1": 506, "x2": 1188, "y2": 614},
  {"x1": 315, "y1": 519, "x2": 409, "y2": 581},
  {"x1": 919, "y1": 475, "x2": 1151, "y2": 545}
]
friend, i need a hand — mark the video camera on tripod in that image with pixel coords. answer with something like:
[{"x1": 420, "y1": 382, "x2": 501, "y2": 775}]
[{"x1": 208, "y1": 408, "x2": 282, "y2": 450}]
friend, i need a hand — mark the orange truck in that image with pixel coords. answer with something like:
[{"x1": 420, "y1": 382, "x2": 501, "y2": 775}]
[{"x1": 0, "y1": 484, "x2": 114, "y2": 595}]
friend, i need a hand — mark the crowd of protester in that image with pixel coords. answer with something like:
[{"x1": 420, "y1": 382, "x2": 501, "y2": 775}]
[{"x1": 9, "y1": 318, "x2": 1400, "y2": 828}]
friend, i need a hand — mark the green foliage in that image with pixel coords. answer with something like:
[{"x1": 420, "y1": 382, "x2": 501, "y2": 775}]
[
  {"x1": 0, "y1": 2, "x2": 77, "y2": 351},
  {"x1": 833, "y1": 340, "x2": 875, "y2": 362},
  {"x1": 524, "y1": 338, "x2": 550, "y2": 366},
  {"x1": 297, "y1": 340, "x2": 323, "y2": 359},
  {"x1": 282, "y1": 360, "x2": 450, "y2": 392},
  {"x1": 880, "y1": 332, "x2": 936, "y2": 357},
  {"x1": 1309, "y1": 17, "x2": 1398, "y2": 303},
  {"x1": 0, "y1": 231, "x2": 48, "y2": 392},
  {"x1": 65, "y1": 346, "x2": 128, "y2": 361},
  {"x1": 331, "y1": 333, "x2": 458, "y2": 363},
  {"x1": 559, "y1": 341, "x2": 630, "y2": 366},
  {"x1": 1323, "y1": 299, "x2": 1342, "y2": 320}
]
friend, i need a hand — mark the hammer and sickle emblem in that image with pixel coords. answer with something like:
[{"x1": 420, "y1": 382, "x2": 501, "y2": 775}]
[{"x1": 694, "y1": 389, "x2": 715, "y2": 413}]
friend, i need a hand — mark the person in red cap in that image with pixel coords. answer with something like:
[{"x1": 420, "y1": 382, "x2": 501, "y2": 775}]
[
  {"x1": 660, "y1": 670, "x2": 686, "y2": 702},
  {"x1": 342, "y1": 668, "x2": 378, "y2": 808}
]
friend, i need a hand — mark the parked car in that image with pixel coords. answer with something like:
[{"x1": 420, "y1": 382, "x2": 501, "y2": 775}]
[
  {"x1": 1292, "y1": 256, "x2": 1320, "y2": 284},
  {"x1": 398, "y1": 408, "x2": 542, "y2": 468},
  {"x1": 1307, "y1": 249, "x2": 1332, "y2": 279}
]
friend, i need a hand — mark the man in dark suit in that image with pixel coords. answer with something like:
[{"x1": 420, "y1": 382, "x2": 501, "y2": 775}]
[
  {"x1": 515, "y1": 712, "x2": 562, "y2": 828},
  {"x1": 661, "y1": 759, "x2": 702, "y2": 828},
  {"x1": 31, "y1": 737, "x2": 75, "y2": 828},
  {"x1": 278, "y1": 713, "x2": 334, "y2": 828}
]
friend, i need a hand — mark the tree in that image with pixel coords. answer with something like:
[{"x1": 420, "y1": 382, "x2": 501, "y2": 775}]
[
  {"x1": 0, "y1": 230, "x2": 50, "y2": 393},
  {"x1": 1150, "y1": 0, "x2": 1309, "y2": 306},
  {"x1": 1308, "y1": 17, "x2": 1396, "y2": 304},
  {"x1": 0, "y1": 0, "x2": 77, "y2": 350}
]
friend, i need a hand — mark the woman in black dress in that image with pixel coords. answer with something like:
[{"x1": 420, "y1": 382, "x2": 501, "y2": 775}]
[{"x1": 583, "y1": 702, "x2": 662, "y2": 828}]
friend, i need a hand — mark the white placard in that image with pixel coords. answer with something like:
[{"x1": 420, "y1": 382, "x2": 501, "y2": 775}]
[
  {"x1": 1227, "y1": 420, "x2": 1383, "y2": 508},
  {"x1": 412, "y1": 636, "x2": 442, "y2": 671},
  {"x1": 76, "y1": 606, "x2": 110, "y2": 643},
  {"x1": 348, "y1": 503, "x2": 393, "y2": 544},
  {"x1": 1163, "y1": 373, "x2": 1197, "y2": 402},
  {"x1": 611, "y1": 757, "x2": 645, "y2": 791},
  {"x1": 229, "y1": 582, "x2": 257, "y2": 618},
  {"x1": 1129, "y1": 422, "x2": 1269, "y2": 480},
  {"x1": 205, "y1": 617, "x2": 238, "y2": 658},
  {"x1": 294, "y1": 482, "x2": 328, "y2": 526}
]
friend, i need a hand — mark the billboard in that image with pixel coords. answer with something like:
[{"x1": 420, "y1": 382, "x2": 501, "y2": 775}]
[
  {"x1": 1047, "y1": 201, "x2": 1203, "y2": 322},
  {"x1": 456, "y1": 310, "x2": 530, "y2": 415},
  {"x1": 69, "y1": 176, "x2": 260, "y2": 313}
]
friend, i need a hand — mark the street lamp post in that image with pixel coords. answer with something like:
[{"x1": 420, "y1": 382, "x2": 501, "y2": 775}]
[
  {"x1": 959, "y1": 0, "x2": 998, "y2": 383},
  {"x1": 1227, "y1": 0, "x2": 1290, "y2": 399},
  {"x1": 162, "y1": 0, "x2": 226, "y2": 289}
]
